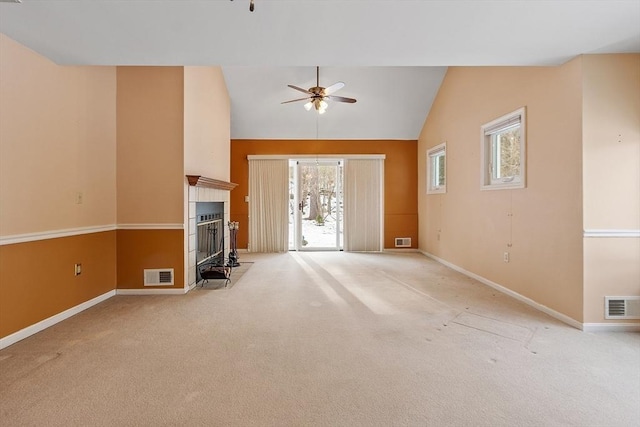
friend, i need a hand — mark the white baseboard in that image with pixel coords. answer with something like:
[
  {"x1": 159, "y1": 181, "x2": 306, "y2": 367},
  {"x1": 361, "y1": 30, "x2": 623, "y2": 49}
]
[
  {"x1": 582, "y1": 323, "x2": 640, "y2": 332},
  {"x1": 420, "y1": 250, "x2": 584, "y2": 330},
  {"x1": 116, "y1": 288, "x2": 187, "y2": 295},
  {"x1": 0, "y1": 290, "x2": 116, "y2": 350}
]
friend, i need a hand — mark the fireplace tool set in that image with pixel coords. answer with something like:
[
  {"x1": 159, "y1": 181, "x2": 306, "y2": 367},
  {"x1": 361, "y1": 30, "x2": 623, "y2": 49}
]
[
  {"x1": 228, "y1": 221, "x2": 240, "y2": 267},
  {"x1": 198, "y1": 221, "x2": 240, "y2": 287}
]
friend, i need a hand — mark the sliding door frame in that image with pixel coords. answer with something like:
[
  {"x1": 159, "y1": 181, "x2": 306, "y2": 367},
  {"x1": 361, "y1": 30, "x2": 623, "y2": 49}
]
[{"x1": 247, "y1": 154, "x2": 385, "y2": 252}]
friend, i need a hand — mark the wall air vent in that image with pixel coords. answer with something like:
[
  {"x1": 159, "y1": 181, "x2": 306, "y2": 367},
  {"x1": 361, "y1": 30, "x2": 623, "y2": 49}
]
[
  {"x1": 605, "y1": 296, "x2": 640, "y2": 319},
  {"x1": 144, "y1": 269, "x2": 174, "y2": 286},
  {"x1": 395, "y1": 237, "x2": 411, "y2": 248}
]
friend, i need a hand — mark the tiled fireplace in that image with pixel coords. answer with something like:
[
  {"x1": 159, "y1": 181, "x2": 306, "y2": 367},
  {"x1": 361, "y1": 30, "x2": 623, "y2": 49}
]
[{"x1": 186, "y1": 176, "x2": 237, "y2": 289}]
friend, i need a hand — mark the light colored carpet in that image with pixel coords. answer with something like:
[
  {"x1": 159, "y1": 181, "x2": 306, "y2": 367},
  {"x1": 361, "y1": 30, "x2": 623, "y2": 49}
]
[{"x1": 0, "y1": 252, "x2": 638, "y2": 426}]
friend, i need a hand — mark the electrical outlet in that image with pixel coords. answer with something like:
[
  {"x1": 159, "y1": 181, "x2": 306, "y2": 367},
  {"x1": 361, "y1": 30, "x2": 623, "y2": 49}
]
[
  {"x1": 503, "y1": 252, "x2": 510, "y2": 263},
  {"x1": 74, "y1": 263, "x2": 82, "y2": 276}
]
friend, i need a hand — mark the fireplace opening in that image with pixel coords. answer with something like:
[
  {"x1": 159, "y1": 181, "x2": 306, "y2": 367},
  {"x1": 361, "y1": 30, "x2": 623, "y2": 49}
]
[{"x1": 196, "y1": 202, "x2": 224, "y2": 281}]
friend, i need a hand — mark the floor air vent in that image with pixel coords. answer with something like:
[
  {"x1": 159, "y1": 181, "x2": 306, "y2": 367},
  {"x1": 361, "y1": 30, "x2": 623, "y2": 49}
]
[
  {"x1": 395, "y1": 237, "x2": 412, "y2": 248},
  {"x1": 144, "y1": 268, "x2": 174, "y2": 286},
  {"x1": 605, "y1": 296, "x2": 640, "y2": 319}
]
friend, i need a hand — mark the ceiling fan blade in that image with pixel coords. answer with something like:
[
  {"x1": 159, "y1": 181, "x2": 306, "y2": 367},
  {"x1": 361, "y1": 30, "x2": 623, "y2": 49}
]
[
  {"x1": 327, "y1": 95, "x2": 357, "y2": 103},
  {"x1": 281, "y1": 97, "x2": 311, "y2": 104},
  {"x1": 287, "y1": 85, "x2": 312, "y2": 95},
  {"x1": 324, "y1": 82, "x2": 345, "y2": 96}
]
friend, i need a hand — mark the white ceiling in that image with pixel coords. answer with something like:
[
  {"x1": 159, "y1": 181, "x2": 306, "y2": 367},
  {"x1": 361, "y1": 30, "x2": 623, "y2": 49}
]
[{"x1": 1, "y1": 0, "x2": 639, "y2": 140}]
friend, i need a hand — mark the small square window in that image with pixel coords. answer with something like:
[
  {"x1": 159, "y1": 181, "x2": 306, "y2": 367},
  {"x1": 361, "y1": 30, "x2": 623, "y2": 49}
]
[
  {"x1": 481, "y1": 107, "x2": 526, "y2": 190},
  {"x1": 427, "y1": 143, "x2": 446, "y2": 194}
]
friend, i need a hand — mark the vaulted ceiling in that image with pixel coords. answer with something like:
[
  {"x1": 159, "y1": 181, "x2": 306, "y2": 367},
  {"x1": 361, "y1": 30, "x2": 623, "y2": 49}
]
[{"x1": 1, "y1": 0, "x2": 638, "y2": 139}]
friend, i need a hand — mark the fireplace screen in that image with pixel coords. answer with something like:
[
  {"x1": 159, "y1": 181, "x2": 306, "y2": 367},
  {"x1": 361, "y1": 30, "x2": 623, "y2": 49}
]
[{"x1": 196, "y1": 217, "x2": 224, "y2": 266}]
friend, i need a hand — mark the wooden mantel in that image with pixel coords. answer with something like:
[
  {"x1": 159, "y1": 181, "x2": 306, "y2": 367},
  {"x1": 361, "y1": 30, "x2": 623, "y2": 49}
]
[{"x1": 186, "y1": 175, "x2": 238, "y2": 191}]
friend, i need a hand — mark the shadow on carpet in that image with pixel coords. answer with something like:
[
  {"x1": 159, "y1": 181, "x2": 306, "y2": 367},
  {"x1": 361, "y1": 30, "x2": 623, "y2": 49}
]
[{"x1": 193, "y1": 262, "x2": 254, "y2": 290}]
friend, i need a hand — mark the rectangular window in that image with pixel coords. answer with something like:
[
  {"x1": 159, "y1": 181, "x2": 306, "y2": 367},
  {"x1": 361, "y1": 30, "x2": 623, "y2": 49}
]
[
  {"x1": 481, "y1": 107, "x2": 525, "y2": 190},
  {"x1": 427, "y1": 143, "x2": 446, "y2": 194}
]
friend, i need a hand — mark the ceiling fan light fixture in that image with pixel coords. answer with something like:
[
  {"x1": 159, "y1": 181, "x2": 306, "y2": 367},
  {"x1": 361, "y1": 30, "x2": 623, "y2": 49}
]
[
  {"x1": 312, "y1": 98, "x2": 327, "y2": 114},
  {"x1": 304, "y1": 101, "x2": 313, "y2": 111}
]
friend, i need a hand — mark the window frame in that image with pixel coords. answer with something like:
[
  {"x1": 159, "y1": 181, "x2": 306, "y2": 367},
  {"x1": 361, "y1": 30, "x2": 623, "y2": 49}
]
[
  {"x1": 427, "y1": 142, "x2": 447, "y2": 194},
  {"x1": 480, "y1": 107, "x2": 526, "y2": 191}
]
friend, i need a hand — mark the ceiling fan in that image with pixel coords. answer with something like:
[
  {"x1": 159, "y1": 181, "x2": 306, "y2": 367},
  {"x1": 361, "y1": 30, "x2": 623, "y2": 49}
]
[{"x1": 282, "y1": 67, "x2": 357, "y2": 114}]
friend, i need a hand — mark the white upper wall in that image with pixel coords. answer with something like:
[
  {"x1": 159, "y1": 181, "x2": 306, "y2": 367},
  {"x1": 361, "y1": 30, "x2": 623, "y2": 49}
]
[{"x1": 184, "y1": 67, "x2": 230, "y2": 181}]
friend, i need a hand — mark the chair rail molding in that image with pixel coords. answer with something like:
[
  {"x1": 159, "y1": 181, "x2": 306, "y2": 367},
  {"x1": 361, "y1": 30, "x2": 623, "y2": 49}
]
[
  {"x1": 583, "y1": 229, "x2": 640, "y2": 238},
  {"x1": 0, "y1": 225, "x2": 117, "y2": 246}
]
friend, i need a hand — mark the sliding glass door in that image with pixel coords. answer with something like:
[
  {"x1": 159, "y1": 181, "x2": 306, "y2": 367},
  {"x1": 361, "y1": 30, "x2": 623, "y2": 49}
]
[{"x1": 289, "y1": 160, "x2": 342, "y2": 251}]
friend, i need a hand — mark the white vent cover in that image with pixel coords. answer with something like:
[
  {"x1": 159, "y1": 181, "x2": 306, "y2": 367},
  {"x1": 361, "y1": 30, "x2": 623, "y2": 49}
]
[
  {"x1": 605, "y1": 296, "x2": 640, "y2": 319},
  {"x1": 395, "y1": 237, "x2": 411, "y2": 248},
  {"x1": 144, "y1": 269, "x2": 174, "y2": 286}
]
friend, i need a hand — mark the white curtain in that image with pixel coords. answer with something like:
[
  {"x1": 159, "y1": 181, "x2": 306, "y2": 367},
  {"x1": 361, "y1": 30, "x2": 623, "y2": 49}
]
[
  {"x1": 343, "y1": 159, "x2": 384, "y2": 251},
  {"x1": 248, "y1": 159, "x2": 289, "y2": 252}
]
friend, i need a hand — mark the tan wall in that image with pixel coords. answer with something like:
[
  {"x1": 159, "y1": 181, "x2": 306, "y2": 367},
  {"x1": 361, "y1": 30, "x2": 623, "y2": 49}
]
[
  {"x1": 116, "y1": 67, "x2": 185, "y2": 224},
  {"x1": 0, "y1": 34, "x2": 116, "y2": 236},
  {"x1": 230, "y1": 140, "x2": 418, "y2": 250},
  {"x1": 0, "y1": 35, "x2": 117, "y2": 340},
  {"x1": 116, "y1": 230, "x2": 184, "y2": 289},
  {"x1": 582, "y1": 54, "x2": 640, "y2": 229},
  {"x1": 0, "y1": 231, "x2": 116, "y2": 337},
  {"x1": 584, "y1": 238, "x2": 640, "y2": 323},
  {"x1": 418, "y1": 61, "x2": 585, "y2": 322},
  {"x1": 582, "y1": 54, "x2": 640, "y2": 323},
  {"x1": 0, "y1": 42, "x2": 231, "y2": 336},
  {"x1": 116, "y1": 67, "x2": 189, "y2": 290},
  {"x1": 184, "y1": 67, "x2": 230, "y2": 181}
]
